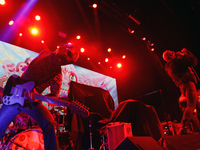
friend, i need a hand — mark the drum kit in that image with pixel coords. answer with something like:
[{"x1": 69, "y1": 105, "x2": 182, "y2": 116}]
[{"x1": 0, "y1": 106, "x2": 73, "y2": 150}]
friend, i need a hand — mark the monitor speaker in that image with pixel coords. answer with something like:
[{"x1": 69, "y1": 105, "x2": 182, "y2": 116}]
[{"x1": 115, "y1": 136, "x2": 164, "y2": 150}]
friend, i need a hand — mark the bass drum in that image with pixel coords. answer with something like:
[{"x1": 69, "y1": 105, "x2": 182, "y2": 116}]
[{"x1": 5, "y1": 128, "x2": 44, "y2": 150}]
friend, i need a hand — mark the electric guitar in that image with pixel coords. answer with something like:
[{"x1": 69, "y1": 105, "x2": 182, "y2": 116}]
[{"x1": 1, "y1": 74, "x2": 89, "y2": 118}]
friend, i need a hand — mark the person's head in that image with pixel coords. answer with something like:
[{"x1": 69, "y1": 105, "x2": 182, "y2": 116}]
[
  {"x1": 162, "y1": 50, "x2": 175, "y2": 62},
  {"x1": 55, "y1": 43, "x2": 79, "y2": 65}
]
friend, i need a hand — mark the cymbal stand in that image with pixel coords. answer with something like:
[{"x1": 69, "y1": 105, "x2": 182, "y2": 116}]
[
  {"x1": 88, "y1": 118, "x2": 94, "y2": 150},
  {"x1": 58, "y1": 107, "x2": 67, "y2": 133}
]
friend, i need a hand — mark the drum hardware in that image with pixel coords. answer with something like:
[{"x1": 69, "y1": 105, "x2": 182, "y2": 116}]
[
  {"x1": 88, "y1": 118, "x2": 94, "y2": 150},
  {"x1": 5, "y1": 128, "x2": 44, "y2": 150}
]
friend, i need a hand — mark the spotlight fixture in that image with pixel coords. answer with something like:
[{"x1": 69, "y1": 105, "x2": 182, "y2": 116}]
[
  {"x1": 107, "y1": 48, "x2": 111, "y2": 52},
  {"x1": 35, "y1": 15, "x2": 41, "y2": 21},
  {"x1": 117, "y1": 63, "x2": 122, "y2": 68},
  {"x1": 122, "y1": 55, "x2": 126, "y2": 59},
  {"x1": 9, "y1": 20, "x2": 14, "y2": 25},
  {"x1": 92, "y1": 3, "x2": 97, "y2": 8},
  {"x1": 0, "y1": 0, "x2": 5, "y2": 5},
  {"x1": 76, "y1": 35, "x2": 81, "y2": 39},
  {"x1": 80, "y1": 48, "x2": 85, "y2": 53}
]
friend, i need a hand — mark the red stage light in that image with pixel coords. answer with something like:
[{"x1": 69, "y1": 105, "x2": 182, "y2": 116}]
[
  {"x1": 30, "y1": 28, "x2": 38, "y2": 35},
  {"x1": 107, "y1": 48, "x2": 111, "y2": 52},
  {"x1": 19, "y1": 33, "x2": 22, "y2": 36},
  {"x1": 80, "y1": 48, "x2": 85, "y2": 53},
  {"x1": 76, "y1": 35, "x2": 81, "y2": 39},
  {"x1": 142, "y1": 37, "x2": 146, "y2": 41},
  {"x1": 0, "y1": 0, "x2": 5, "y2": 5},
  {"x1": 117, "y1": 63, "x2": 122, "y2": 68},
  {"x1": 150, "y1": 43, "x2": 154, "y2": 46},
  {"x1": 35, "y1": 15, "x2": 41, "y2": 21},
  {"x1": 105, "y1": 58, "x2": 109, "y2": 62},
  {"x1": 41, "y1": 40, "x2": 44, "y2": 43},
  {"x1": 9, "y1": 20, "x2": 14, "y2": 25},
  {"x1": 92, "y1": 3, "x2": 97, "y2": 8},
  {"x1": 151, "y1": 48, "x2": 154, "y2": 51},
  {"x1": 122, "y1": 55, "x2": 126, "y2": 59},
  {"x1": 98, "y1": 62, "x2": 101, "y2": 64},
  {"x1": 87, "y1": 58, "x2": 90, "y2": 60}
]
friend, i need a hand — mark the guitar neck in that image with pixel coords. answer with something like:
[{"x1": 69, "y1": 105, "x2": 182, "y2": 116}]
[{"x1": 33, "y1": 93, "x2": 70, "y2": 107}]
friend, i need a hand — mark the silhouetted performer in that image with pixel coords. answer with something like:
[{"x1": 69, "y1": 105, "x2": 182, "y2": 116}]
[{"x1": 163, "y1": 48, "x2": 200, "y2": 134}]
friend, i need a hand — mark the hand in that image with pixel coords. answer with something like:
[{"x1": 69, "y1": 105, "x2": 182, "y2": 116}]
[
  {"x1": 181, "y1": 48, "x2": 187, "y2": 54},
  {"x1": 24, "y1": 91, "x2": 35, "y2": 102},
  {"x1": 176, "y1": 51, "x2": 185, "y2": 57}
]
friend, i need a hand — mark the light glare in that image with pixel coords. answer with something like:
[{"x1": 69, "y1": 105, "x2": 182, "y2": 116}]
[
  {"x1": 76, "y1": 35, "x2": 81, "y2": 39},
  {"x1": 35, "y1": 15, "x2": 41, "y2": 21},
  {"x1": 31, "y1": 28, "x2": 38, "y2": 35},
  {"x1": 9, "y1": 20, "x2": 14, "y2": 25},
  {"x1": 80, "y1": 48, "x2": 85, "y2": 53},
  {"x1": 0, "y1": 0, "x2": 5, "y2": 5},
  {"x1": 117, "y1": 63, "x2": 122, "y2": 68},
  {"x1": 122, "y1": 55, "x2": 126, "y2": 59},
  {"x1": 92, "y1": 3, "x2": 97, "y2": 8},
  {"x1": 107, "y1": 48, "x2": 111, "y2": 52}
]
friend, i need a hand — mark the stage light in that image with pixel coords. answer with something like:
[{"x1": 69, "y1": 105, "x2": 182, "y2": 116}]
[
  {"x1": 87, "y1": 58, "x2": 90, "y2": 60},
  {"x1": 80, "y1": 48, "x2": 85, "y2": 53},
  {"x1": 107, "y1": 48, "x2": 111, "y2": 52},
  {"x1": 41, "y1": 40, "x2": 44, "y2": 43},
  {"x1": 19, "y1": 33, "x2": 22, "y2": 36},
  {"x1": 128, "y1": 28, "x2": 134, "y2": 33},
  {"x1": 8, "y1": 20, "x2": 14, "y2": 25},
  {"x1": 98, "y1": 62, "x2": 101, "y2": 64},
  {"x1": 31, "y1": 28, "x2": 38, "y2": 35},
  {"x1": 92, "y1": 3, "x2": 97, "y2": 8},
  {"x1": 35, "y1": 15, "x2": 41, "y2": 21},
  {"x1": 105, "y1": 58, "x2": 109, "y2": 62},
  {"x1": 0, "y1": 0, "x2": 5, "y2": 5},
  {"x1": 128, "y1": 14, "x2": 140, "y2": 25},
  {"x1": 117, "y1": 63, "x2": 122, "y2": 68},
  {"x1": 151, "y1": 48, "x2": 154, "y2": 51},
  {"x1": 122, "y1": 55, "x2": 126, "y2": 59},
  {"x1": 142, "y1": 37, "x2": 146, "y2": 41},
  {"x1": 150, "y1": 43, "x2": 154, "y2": 46},
  {"x1": 76, "y1": 35, "x2": 81, "y2": 39},
  {"x1": 110, "y1": 66, "x2": 112, "y2": 68}
]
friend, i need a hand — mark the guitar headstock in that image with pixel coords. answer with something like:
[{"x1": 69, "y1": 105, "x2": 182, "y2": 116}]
[{"x1": 69, "y1": 101, "x2": 89, "y2": 118}]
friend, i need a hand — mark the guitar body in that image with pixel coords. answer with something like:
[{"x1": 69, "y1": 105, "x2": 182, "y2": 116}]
[
  {"x1": 2, "y1": 74, "x2": 89, "y2": 118},
  {"x1": 3, "y1": 74, "x2": 35, "y2": 106}
]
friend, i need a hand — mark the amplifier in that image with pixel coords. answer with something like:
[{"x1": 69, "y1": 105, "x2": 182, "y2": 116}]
[{"x1": 106, "y1": 122, "x2": 133, "y2": 150}]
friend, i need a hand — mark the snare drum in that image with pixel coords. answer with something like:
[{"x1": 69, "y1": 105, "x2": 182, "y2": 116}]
[{"x1": 6, "y1": 128, "x2": 44, "y2": 150}]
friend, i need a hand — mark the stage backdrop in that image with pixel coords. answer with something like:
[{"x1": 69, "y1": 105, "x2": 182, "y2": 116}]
[{"x1": 0, "y1": 40, "x2": 118, "y2": 108}]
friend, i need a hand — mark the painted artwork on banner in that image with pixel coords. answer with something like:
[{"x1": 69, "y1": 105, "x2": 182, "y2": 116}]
[{"x1": 0, "y1": 41, "x2": 118, "y2": 108}]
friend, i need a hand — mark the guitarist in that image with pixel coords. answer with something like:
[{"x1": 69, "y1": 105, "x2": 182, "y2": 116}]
[{"x1": 0, "y1": 43, "x2": 79, "y2": 150}]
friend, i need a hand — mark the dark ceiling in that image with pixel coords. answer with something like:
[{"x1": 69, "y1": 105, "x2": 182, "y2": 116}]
[{"x1": 0, "y1": 0, "x2": 200, "y2": 121}]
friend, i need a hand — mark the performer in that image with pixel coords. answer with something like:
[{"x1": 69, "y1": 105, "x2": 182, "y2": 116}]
[
  {"x1": 163, "y1": 48, "x2": 200, "y2": 134},
  {"x1": 179, "y1": 89, "x2": 200, "y2": 121},
  {"x1": 0, "y1": 43, "x2": 79, "y2": 149}
]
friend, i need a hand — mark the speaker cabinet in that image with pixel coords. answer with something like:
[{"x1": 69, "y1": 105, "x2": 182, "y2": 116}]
[
  {"x1": 106, "y1": 122, "x2": 133, "y2": 150},
  {"x1": 115, "y1": 136, "x2": 164, "y2": 150}
]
